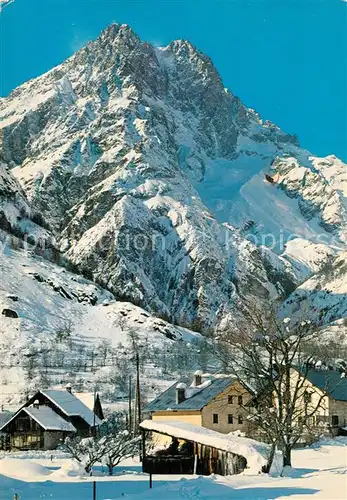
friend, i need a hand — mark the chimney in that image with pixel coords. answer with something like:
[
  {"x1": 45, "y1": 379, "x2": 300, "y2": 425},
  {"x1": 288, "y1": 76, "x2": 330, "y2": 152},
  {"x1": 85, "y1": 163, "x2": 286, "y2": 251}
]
[
  {"x1": 193, "y1": 370, "x2": 203, "y2": 387},
  {"x1": 65, "y1": 383, "x2": 72, "y2": 394},
  {"x1": 176, "y1": 383, "x2": 186, "y2": 404},
  {"x1": 33, "y1": 399, "x2": 39, "y2": 409}
]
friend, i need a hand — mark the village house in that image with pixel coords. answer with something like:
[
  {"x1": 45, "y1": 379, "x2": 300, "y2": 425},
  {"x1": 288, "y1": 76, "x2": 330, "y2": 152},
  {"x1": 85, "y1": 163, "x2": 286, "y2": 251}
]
[
  {"x1": 247, "y1": 366, "x2": 347, "y2": 443},
  {"x1": 144, "y1": 367, "x2": 347, "y2": 445},
  {"x1": 144, "y1": 371, "x2": 255, "y2": 441},
  {"x1": 0, "y1": 386, "x2": 104, "y2": 451},
  {"x1": 290, "y1": 367, "x2": 347, "y2": 436}
]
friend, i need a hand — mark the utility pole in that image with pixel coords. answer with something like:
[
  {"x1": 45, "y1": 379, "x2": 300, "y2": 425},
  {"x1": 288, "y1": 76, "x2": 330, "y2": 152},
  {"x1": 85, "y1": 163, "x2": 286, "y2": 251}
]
[
  {"x1": 133, "y1": 352, "x2": 141, "y2": 435},
  {"x1": 128, "y1": 375, "x2": 132, "y2": 434},
  {"x1": 93, "y1": 387, "x2": 96, "y2": 436},
  {"x1": 136, "y1": 352, "x2": 141, "y2": 432},
  {"x1": 133, "y1": 375, "x2": 138, "y2": 435}
]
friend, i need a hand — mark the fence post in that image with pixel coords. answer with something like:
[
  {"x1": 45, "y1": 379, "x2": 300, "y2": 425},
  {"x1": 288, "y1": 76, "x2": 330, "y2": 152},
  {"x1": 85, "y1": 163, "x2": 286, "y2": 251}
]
[
  {"x1": 93, "y1": 481, "x2": 96, "y2": 500},
  {"x1": 193, "y1": 454, "x2": 198, "y2": 475},
  {"x1": 149, "y1": 473, "x2": 152, "y2": 489}
]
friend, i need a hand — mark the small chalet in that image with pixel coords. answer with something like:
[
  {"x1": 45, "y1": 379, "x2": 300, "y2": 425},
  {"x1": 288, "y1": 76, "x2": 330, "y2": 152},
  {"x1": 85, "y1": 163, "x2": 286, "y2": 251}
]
[
  {"x1": 0, "y1": 386, "x2": 103, "y2": 451},
  {"x1": 144, "y1": 371, "x2": 255, "y2": 439}
]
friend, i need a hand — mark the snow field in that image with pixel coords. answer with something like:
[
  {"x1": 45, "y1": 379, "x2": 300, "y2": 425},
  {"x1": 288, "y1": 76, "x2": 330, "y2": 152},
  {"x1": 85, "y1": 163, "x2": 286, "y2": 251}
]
[{"x1": 0, "y1": 438, "x2": 346, "y2": 499}]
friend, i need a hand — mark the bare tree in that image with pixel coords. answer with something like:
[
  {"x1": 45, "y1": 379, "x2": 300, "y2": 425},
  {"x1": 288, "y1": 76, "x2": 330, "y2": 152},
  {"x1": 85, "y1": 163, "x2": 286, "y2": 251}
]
[
  {"x1": 215, "y1": 302, "x2": 337, "y2": 470},
  {"x1": 98, "y1": 339, "x2": 112, "y2": 367},
  {"x1": 23, "y1": 346, "x2": 39, "y2": 380},
  {"x1": 99, "y1": 413, "x2": 140, "y2": 475},
  {"x1": 127, "y1": 328, "x2": 140, "y2": 358},
  {"x1": 55, "y1": 320, "x2": 73, "y2": 344},
  {"x1": 63, "y1": 435, "x2": 105, "y2": 474},
  {"x1": 63, "y1": 413, "x2": 140, "y2": 475}
]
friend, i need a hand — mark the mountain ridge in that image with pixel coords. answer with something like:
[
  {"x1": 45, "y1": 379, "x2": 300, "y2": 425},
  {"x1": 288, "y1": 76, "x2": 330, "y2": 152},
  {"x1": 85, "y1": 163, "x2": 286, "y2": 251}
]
[{"x1": 0, "y1": 23, "x2": 346, "y2": 333}]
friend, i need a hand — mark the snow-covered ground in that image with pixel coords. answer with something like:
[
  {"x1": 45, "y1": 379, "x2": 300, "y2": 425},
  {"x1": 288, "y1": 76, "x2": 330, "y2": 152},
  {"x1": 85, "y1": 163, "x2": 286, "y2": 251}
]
[{"x1": 0, "y1": 438, "x2": 346, "y2": 499}]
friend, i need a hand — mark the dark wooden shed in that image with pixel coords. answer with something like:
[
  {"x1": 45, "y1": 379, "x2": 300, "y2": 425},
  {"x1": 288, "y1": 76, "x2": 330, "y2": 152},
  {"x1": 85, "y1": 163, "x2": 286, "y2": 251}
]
[{"x1": 140, "y1": 420, "x2": 265, "y2": 476}]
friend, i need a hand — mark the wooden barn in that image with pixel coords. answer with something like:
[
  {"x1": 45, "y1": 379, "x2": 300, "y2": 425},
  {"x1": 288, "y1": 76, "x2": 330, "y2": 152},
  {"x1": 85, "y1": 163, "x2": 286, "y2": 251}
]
[
  {"x1": 0, "y1": 387, "x2": 103, "y2": 451},
  {"x1": 140, "y1": 419, "x2": 268, "y2": 476},
  {"x1": 0, "y1": 404, "x2": 76, "y2": 450}
]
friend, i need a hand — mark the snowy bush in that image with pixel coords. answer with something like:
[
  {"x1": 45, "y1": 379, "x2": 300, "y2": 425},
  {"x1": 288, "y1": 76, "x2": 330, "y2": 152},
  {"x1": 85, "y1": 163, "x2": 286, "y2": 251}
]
[{"x1": 62, "y1": 412, "x2": 140, "y2": 475}]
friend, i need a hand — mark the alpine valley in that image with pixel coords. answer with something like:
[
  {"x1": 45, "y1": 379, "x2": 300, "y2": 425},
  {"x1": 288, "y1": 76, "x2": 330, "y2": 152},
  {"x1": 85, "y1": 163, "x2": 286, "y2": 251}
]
[{"x1": 0, "y1": 24, "x2": 346, "y2": 406}]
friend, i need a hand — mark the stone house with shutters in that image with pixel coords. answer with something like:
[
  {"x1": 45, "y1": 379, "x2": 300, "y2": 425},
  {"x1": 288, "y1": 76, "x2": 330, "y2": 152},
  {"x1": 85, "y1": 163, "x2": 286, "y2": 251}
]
[{"x1": 144, "y1": 372, "x2": 255, "y2": 442}]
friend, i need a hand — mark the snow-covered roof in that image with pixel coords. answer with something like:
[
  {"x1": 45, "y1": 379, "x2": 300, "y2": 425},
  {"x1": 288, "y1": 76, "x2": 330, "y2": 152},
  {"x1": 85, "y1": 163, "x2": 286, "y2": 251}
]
[
  {"x1": 41, "y1": 390, "x2": 101, "y2": 427},
  {"x1": 145, "y1": 376, "x2": 240, "y2": 412},
  {"x1": 24, "y1": 407, "x2": 76, "y2": 432},
  {"x1": 0, "y1": 407, "x2": 76, "y2": 432},
  {"x1": 140, "y1": 419, "x2": 269, "y2": 472},
  {"x1": 0, "y1": 412, "x2": 14, "y2": 428}
]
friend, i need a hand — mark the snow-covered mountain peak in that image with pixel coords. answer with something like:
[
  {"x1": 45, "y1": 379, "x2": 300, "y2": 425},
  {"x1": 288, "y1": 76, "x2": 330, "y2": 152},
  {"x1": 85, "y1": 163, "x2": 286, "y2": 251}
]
[{"x1": 0, "y1": 23, "x2": 346, "y2": 333}]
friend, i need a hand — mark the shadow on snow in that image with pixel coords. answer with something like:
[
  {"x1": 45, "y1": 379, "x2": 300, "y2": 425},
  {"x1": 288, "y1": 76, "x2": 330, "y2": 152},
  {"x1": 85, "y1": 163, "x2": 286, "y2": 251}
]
[{"x1": 0, "y1": 474, "x2": 319, "y2": 500}]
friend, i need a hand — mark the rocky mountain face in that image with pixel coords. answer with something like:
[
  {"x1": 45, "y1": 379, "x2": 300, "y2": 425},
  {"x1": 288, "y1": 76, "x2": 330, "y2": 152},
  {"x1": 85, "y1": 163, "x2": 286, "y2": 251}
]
[
  {"x1": 0, "y1": 162, "x2": 54, "y2": 252},
  {"x1": 270, "y1": 155, "x2": 347, "y2": 243},
  {"x1": 0, "y1": 23, "x2": 346, "y2": 332}
]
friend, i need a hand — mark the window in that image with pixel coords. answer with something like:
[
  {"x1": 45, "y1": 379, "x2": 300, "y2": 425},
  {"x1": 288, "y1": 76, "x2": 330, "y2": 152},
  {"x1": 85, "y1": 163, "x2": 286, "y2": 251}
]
[
  {"x1": 238, "y1": 415, "x2": 243, "y2": 424},
  {"x1": 213, "y1": 414, "x2": 219, "y2": 424},
  {"x1": 332, "y1": 415, "x2": 339, "y2": 426},
  {"x1": 16, "y1": 417, "x2": 30, "y2": 432},
  {"x1": 31, "y1": 420, "x2": 40, "y2": 431},
  {"x1": 228, "y1": 395, "x2": 234, "y2": 404},
  {"x1": 316, "y1": 415, "x2": 329, "y2": 425},
  {"x1": 238, "y1": 396, "x2": 243, "y2": 406},
  {"x1": 304, "y1": 391, "x2": 312, "y2": 403},
  {"x1": 228, "y1": 414, "x2": 234, "y2": 424}
]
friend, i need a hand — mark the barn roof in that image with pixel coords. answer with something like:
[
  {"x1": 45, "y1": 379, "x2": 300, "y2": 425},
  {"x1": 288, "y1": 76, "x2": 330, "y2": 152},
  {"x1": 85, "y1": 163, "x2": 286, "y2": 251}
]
[
  {"x1": 140, "y1": 419, "x2": 269, "y2": 472},
  {"x1": 0, "y1": 407, "x2": 76, "y2": 433},
  {"x1": 24, "y1": 407, "x2": 76, "y2": 432},
  {"x1": 144, "y1": 376, "x2": 238, "y2": 412},
  {"x1": 41, "y1": 390, "x2": 101, "y2": 427}
]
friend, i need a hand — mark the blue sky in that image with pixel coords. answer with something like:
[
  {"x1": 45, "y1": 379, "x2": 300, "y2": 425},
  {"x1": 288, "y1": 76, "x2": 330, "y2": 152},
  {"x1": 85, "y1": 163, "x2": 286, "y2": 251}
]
[{"x1": 1, "y1": 0, "x2": 346, "y2": 160}]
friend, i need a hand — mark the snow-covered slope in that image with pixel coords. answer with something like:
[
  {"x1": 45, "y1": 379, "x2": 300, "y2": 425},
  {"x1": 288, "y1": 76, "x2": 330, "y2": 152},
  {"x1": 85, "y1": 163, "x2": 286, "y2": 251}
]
[
  {"x1": 0, "y1": 162, "x2": 54, "y2": 253},
  {"x1": 283, "y1": 251, "x2": 347, "y2": 329},
  {"x1": 0, "y1": 23, "x2": 346, "y2": 332},
  {"x1": 0, "y1": 244, "x2": 201, "y2": 407}
]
